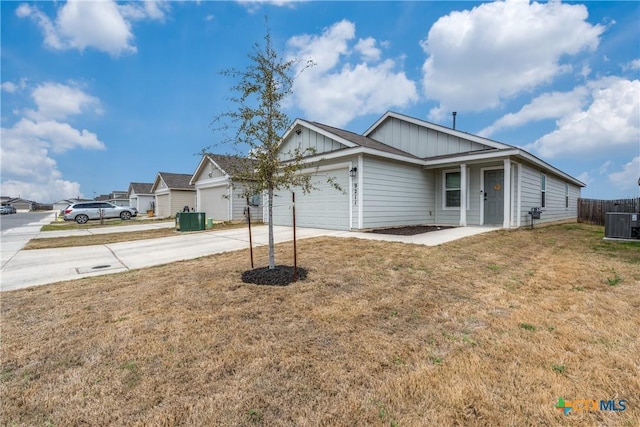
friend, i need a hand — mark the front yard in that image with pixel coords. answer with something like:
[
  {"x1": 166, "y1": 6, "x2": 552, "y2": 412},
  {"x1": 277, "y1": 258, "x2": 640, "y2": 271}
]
[{"x1": 1, "y1": 224, "x2": 638, "y2": 426}]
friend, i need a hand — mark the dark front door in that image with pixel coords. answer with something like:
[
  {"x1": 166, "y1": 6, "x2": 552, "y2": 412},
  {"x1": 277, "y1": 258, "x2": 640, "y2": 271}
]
[{"x1": 484, "y1": 169, "x2": 504, "y2": 225}]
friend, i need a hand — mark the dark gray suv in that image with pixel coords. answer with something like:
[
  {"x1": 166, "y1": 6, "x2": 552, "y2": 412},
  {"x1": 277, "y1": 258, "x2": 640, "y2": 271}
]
[{"x1": 63, "y1": 202, "x2": 137, "y2": 224}]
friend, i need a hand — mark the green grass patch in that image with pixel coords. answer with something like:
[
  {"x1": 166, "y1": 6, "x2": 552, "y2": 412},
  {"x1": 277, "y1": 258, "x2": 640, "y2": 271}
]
[{"x1": 519, "y1": 323, "x2": 536, "y2": 331}]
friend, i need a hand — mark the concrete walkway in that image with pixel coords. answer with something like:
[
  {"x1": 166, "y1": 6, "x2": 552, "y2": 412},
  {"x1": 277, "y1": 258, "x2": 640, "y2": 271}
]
[{"x1": 1, "y1": 220, "x2": 498, "y2": 292}]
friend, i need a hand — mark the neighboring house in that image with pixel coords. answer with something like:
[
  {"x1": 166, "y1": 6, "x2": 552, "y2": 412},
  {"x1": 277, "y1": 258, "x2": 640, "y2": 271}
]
[
  {"x1": 270, "y1": 111, "x2": 585, "y2": 231},
  {"x1": 127, "y1": 183, "x2": 155, "y2": 212},
  {"x1": 95, "y1": 191, "x2": 129, "y2": 206},
  {"x1": 190, "y1": 154, "x2": 263, "y2": 222},
  {"x1": 151, "y1": 172, "x2": 196, "y2": 218},
  {"x1": 6, "y1": 198, "x2": 36, "y2": 212}
]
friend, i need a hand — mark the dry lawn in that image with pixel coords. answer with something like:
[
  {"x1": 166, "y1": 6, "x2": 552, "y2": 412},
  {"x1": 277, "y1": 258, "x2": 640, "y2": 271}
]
[
  {"x1": 26, "y1": 222, "x2": 255, "y2": 250},
  {"x1": 1, "y1": 224, "x2": 639, "y2": 426}
]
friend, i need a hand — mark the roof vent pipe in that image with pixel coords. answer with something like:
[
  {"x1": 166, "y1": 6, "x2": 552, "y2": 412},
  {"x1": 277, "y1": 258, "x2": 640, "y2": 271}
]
[{"x1": 452, "y1": 111, "x2": 457, "y2": 130}]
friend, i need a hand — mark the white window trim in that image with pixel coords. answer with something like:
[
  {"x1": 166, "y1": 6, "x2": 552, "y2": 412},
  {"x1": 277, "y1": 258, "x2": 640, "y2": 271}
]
[{"x1": 442, "y1": 169, "x2": 470, "y2": 211}]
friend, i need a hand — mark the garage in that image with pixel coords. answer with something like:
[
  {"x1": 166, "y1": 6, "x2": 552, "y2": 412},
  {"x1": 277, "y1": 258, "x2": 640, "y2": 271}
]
[
  {"x1": 198, "y1": 185, "x2": 229, "y2": 221},
  {"x1": 155, "y1": 194, "x2": 170, "y2": 218},
  {"x1": 271, "y1": 167, "x2": 350, "y2": 230}
]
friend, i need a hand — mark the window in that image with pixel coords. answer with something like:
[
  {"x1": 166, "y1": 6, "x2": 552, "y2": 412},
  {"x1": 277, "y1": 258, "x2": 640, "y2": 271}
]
[
  {"x1": 565, "y1": 183, "x2": 569, "y2": 208},
  {"x1": 541, "y1": 173, "x2": 547, "y2": 208},
  {"x1": 445, "y1": 171, "x2": 461, "y2": 208}
]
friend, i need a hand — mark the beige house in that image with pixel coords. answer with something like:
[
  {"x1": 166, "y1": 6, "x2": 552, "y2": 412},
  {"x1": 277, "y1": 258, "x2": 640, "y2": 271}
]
[
  {"x1": 151, "y1": 172, "x2": 196, "y2": 218},
  {"x1": 190, "y1": 154, "x2": 262, "y2": 222}
]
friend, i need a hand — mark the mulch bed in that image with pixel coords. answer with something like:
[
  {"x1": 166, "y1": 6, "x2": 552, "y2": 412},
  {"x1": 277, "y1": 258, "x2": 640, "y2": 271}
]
[
  {"x1": 368, "y1": 225, "x2": 456, "y2": 236},
  {"x1": 241, "y1": 265, "x2": 308, "y2": 286}
]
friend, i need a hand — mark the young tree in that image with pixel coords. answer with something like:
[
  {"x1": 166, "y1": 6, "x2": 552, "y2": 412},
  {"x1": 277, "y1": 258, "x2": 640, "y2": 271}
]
[{"x1": 211, "y1": 28, "x2": 314, "y2": 270}]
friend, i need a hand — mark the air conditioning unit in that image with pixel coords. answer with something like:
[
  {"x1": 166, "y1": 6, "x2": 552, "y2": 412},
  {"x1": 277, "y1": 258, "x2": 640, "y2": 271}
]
[{"x1": 604, "y1": 212, "x2": 640, "y2": 239}]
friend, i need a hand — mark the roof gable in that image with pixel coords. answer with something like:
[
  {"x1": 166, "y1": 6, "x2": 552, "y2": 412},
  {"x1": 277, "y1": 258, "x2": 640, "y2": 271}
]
[
  {"x1": 365, "y1": 111, "x2": 511, "y2": 155},
  {"x1": 151, "y1": 172, "x2": 194, "y2": 193},
  {"x1": 129, "y1": 182, "x2": 153, "y2": 195},
  {"x1": 278, "y1": 118, "x2": 418, "y2": 162},
  {"x1": 190, "y1": 154, "x2": 258, "y2": 184}
]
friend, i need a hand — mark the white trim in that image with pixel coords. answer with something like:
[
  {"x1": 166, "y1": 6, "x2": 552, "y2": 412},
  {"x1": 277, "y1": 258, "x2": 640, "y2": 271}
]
[
  {"x1": 425, "y1": 149, "x2": 520, "y2": 167},
  {"x1": 349, "y1": 161, "x2": 354, "y2": 230},
  {"x1": 459, "y1": 164, "x2": 467, "y2": 226},
  {"x1": 441, "y1": 168, "x2": 470, "y2": 211},
  {"x1": 358, "y1": 154, "x2": 364, "y2": 229},
  {"x1": 514, "y1": 162, "x2": 522, "y2": 227},
  {"x1": 283, "y1": 145, "x2": 425, "y2": 167},
  {"x1": 195, "y1": 176, "x2": 230, "y2": 188},
  {"x1": 503, "y1": 158, "x2": 511, "y2": 228},
  {"x1": 228, "y1": 185, "x2": 233, "y2": 221},
  {"x1": 294, "y1": 162, "x2": 352, "y2": 175}
]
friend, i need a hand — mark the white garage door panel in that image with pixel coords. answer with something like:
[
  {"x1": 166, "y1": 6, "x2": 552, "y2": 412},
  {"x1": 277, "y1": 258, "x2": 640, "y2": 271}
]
[
  {"x1": 200, "y1": 186, "x2": 228, "y2": 221},
  {"x1": 156, "y1": 194, "x2": 170, "y2": 218},
  {"x1": 272, "y1": 169, "x2": 349, "y2": 230}
]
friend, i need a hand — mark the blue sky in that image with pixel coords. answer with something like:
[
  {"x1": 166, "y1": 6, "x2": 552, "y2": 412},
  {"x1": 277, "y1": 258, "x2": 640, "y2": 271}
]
[{"x1": 1, "y1": 0, "x2": 639, "y2": 203}]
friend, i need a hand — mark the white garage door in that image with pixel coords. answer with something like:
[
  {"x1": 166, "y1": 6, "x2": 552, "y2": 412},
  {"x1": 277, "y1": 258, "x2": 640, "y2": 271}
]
[
  {"x1": 272, "y1": 168, "x2": 349, "y2": 230},
  {"x1": 199, "y1": 186, "x2": 229, "y2": 221},
  {"x1": 155, "y1": 194, "x2": 170, "y2": 218}
]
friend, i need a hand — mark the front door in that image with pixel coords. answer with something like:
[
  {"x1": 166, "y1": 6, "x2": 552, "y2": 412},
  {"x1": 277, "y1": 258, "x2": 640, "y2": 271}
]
[{"x1": 484, "y1": 169, "x2": 504, "y2": 225}]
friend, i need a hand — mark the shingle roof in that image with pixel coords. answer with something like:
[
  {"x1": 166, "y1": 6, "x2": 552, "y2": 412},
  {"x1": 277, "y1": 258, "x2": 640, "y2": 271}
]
[
  {"x1": 130, "y1": 182, "x2": 153, "y2": 194},
  {"x1": 310, "y1": 121, "x2": 419, "y2": 159},
  {"x1": 206, "y1": 154, "x2": 257, "y2": 178},
  {"x1": 158, "y1": 172, "x2": 194, "y2": 189}
]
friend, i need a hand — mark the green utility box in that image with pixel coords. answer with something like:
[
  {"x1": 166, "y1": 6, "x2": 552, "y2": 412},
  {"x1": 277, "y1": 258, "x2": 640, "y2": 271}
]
[{"x1": 175, "y1": 212, "x2": 206, "y2": 232}]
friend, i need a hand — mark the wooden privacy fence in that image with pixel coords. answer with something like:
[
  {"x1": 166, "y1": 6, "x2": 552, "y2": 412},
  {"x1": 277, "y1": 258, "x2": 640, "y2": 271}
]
[{"x1": 578, "y1": 197, "x2": 640, "y2": 225}]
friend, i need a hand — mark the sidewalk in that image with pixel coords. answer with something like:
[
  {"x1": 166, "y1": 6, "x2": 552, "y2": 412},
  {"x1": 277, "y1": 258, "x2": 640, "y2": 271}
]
[{"x1": 1, "y1": 221, "x2": 498, "y2": 292}]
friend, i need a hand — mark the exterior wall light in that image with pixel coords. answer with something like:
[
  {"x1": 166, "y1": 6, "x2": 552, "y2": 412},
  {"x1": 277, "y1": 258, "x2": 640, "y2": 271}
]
[{"x1": 349, "y1": 167, "x2": 358, "y2": 178}]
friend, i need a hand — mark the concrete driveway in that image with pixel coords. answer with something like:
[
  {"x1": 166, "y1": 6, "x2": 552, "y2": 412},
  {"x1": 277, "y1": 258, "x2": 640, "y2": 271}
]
[{"x1": 1, "y1": 221, "x2": 498, "y2": 292}]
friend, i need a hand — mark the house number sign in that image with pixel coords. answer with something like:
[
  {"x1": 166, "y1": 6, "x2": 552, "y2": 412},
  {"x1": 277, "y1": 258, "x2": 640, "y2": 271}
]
[{"x1": 353, "y1": 183, "x2": 358, "y2": 206}]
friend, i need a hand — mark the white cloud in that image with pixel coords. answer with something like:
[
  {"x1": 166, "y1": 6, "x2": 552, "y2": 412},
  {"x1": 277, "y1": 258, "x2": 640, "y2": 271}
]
[
  {"x1": 119, "y1": 0, "x2": 169, "y2": 21},
  {"x1": 479, "y1": 86, "x2": 589, "y2": 137},
  {"x1": 0, "y1": 83, "x2": 106, "y2": 202},
  {"x1": 599, "y1": 160, "x2": 612, "y2": 175},
  {"x1": 236, "y1": 0, "x2": 299, "y2": 13},
  {"x1": 0, "y1": 121, "x2": 101, "y2": 202},
  {"x1": 527, "y1": 78, "x2": 640, "y2": 158},
  {"x1": 286, "y1": 20, "x2": 418, "y2": 128},
  {"x1": 576, "y1": 171, "x2": 592, "y2": 186},
  {"x1": 623, "y1": 58, "x2": 640, "y2": 71},
  {"x1": 25, "y1": 82, "x2": 102, "y2": 121},
  {"x1": 5, "y1": 119, "x2": 105, "y2": 154},
  {"x1": 16, "y1": 0, "x2": 168, "y2": 57},
  {"x1": 0, "y1": 180, "x2": 82, "y2": 203},
  {"x1": 1, "y1": 80, "x2": 25, "y2": 94},
  {"x1": 354, "y1": 37, "x2": 381, "y2": 62},
  {"x1": 609, "y1": 157, "x2": 640, "y2": 192},
  {"x1": 421, "y1": 0, "x2": 605, "y2": 121}
]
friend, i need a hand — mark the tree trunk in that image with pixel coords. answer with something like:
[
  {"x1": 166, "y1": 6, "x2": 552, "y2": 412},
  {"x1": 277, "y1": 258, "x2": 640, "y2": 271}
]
[{"x1": 268, "y1": 186, "x2": 275, "y2": 269}]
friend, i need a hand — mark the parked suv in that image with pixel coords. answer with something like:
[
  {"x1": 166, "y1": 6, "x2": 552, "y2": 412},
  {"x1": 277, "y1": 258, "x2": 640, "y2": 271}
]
[
  {"x1": 63, "y1": 202, "x2": 137, "y2": 224},
  {"x1": 0, "y1": 205, "x2": 16, "y2": 214}
]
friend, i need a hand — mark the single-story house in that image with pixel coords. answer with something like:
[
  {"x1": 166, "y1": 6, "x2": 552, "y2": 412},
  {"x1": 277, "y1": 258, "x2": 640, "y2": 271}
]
[
  {"x1": 5, "y1": 198, "x2": 36, "y2": 212},
  {"x1": 269, "y1": 111, "x2": 585, "y2": 231},
  {"x1": 95, "y1": 191, "x2": 129, "y2": 206},
  {"x1": 151, "y1": 172, "x2": 196, "y2": 218},
  {"x1": 127, "y1": 182, "x2": 155, "y2": 213},
  {"x1": 190, "y1": 154, "x2": 263, "y2": 222}
]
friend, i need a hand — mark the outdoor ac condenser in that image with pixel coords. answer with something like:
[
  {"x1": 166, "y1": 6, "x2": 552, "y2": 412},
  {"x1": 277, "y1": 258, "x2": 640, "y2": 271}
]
[{"x1": 604, "y1": 212, "x2": 640, "y2": 239}]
